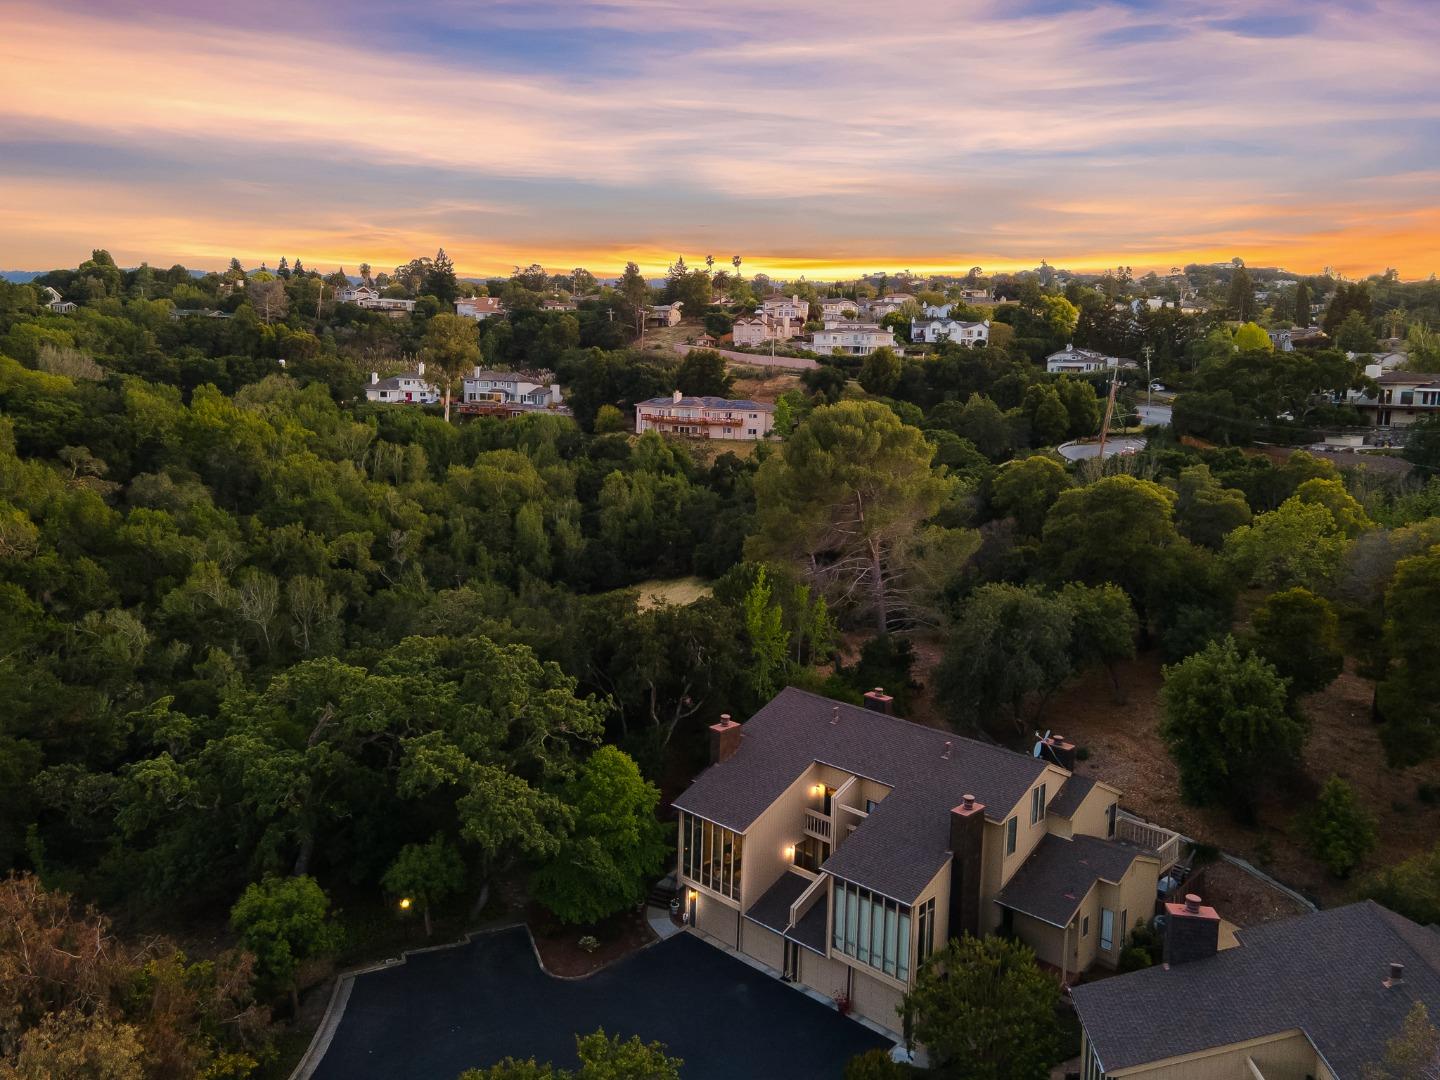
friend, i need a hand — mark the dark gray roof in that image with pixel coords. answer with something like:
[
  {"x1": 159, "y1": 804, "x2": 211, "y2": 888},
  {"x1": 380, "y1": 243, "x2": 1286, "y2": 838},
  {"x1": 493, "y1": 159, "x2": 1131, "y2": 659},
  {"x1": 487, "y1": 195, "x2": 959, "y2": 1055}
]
[
  {"x1": 1046, "y1": 775, "x2": 1097, "y2": 819},
  {"x1": 1072, "y1": 902, "x2": 1440, "y2": 1077},
  {"x1": 673, "y1": 688, "x2": 1048, "y2": 904},
  {"x1": 787, "y1": 897, "x2": 828, "y2": 955},
  {"x1": 994, "y1": 835, "x2": 1150, "y2": 928},
  {"x1": 637, "y1": 395, "x2": 774, "y2": 412},
  {"x1": 745, "y1": 872, "x2": 811, "y2": 937}
]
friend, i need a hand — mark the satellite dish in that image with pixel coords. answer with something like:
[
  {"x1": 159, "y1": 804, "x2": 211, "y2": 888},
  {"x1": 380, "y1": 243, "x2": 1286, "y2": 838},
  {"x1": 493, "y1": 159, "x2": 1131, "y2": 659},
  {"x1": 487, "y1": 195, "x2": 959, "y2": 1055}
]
[{"x1": 1032, "y1": 730, "x2": 1052, "y2": 758}]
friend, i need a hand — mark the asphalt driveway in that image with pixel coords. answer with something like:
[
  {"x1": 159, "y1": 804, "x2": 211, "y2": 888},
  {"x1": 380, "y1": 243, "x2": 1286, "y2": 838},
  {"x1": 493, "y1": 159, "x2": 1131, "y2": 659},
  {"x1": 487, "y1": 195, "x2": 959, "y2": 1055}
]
[{"x1": 311, "y1": 928, "x2": 890, "y2": 1080}]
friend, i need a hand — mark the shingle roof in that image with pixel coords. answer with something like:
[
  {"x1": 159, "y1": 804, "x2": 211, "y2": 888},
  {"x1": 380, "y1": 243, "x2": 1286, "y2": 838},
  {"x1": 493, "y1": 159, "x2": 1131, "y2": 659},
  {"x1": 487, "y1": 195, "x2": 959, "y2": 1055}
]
[
  {"x1": 637, "y1": 395, "x2": 774, "y2": 412},
  {"x1": 994, "y1": 834, "x2": 1152, "y2": 928},
  {"x1": 745, "y1": 872, "x2": 811, "y2": 937},
  {"x1": 673, "y1": 688, "x2": 1049, "y2": 904},
  {"x1": 1046, "y1": 775, "x2": 1096, "y2": 819},
  {"x1": 787, "y1": 897, "x2": 828, "y2": 955},
  {"x1": 1072, "y1": 901, "x2": 1440, "y2": 1077}
]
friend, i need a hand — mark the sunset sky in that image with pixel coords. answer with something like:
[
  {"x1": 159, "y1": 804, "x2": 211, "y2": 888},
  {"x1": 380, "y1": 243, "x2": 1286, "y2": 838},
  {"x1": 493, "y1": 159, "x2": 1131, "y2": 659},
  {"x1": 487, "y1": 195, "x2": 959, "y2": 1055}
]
[{"x1": 2, "y1": 0, "x2": 1438, "y2": 280}]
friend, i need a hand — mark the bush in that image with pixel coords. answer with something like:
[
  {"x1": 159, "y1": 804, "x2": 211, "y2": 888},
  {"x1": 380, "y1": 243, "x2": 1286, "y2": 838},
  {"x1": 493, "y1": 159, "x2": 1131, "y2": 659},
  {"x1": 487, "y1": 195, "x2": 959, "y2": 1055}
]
[
  {"x1": 844, "y1": 1048, "x2": 909, "y2": 1079},
  {"x1": 1360, "y1": 842, "x2": 1440, "y2": 926},
  {"x1": 1298, "y1": 776, "x2": 1377, "y2": 878}
]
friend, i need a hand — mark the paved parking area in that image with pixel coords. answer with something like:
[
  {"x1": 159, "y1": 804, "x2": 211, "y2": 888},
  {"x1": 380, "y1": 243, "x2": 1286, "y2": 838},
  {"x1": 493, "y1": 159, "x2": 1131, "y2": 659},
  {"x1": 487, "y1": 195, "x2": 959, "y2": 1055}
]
[{"x1": 311, "y1": 928, "x2": 890, "y2": 1079}]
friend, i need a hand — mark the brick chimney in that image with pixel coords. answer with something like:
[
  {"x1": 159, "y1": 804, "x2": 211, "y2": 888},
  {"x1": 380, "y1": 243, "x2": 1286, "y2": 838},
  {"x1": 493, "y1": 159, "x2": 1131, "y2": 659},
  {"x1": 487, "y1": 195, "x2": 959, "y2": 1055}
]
[
  {"x1": 1041, "y1": 734, "x2": 1077, "y2": 771},
  {"x1": 948, "y1": 796, "x2": 986, "y2": 939},
  {"x1": 708, "y1": 715, "x2": 742, "y2": 764},
  {"x1": 862, "y1": 687, "x2": 893, "y2": 714},
  {"x1": 1163, "y1": 894, "x2": 1220, "y2": 966},
  {"x1": 370, "y1": 371, "x2": 379, "y2": 385},
  {"x1": 416, "y1": 361, "x2": 425, "y2": 376}
]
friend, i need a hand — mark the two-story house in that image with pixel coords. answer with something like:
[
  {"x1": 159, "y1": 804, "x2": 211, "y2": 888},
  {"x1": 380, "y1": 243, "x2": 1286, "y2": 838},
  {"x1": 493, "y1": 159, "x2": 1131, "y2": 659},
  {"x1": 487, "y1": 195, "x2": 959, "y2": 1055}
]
[
  {"x1": 732, "y1": 314, "x2": 802, "y2": 346},
  {"x1": 820, "y1": 297, "x2": 861, "y2": 321},
  {"x1": 648, "y1": 302, "x2": 684, "y2": 327},
  {"x1": 365, "y1": 363, "x2": 440, "y2": 405},
  {"x1": 673, "y1": 689, "x2": 1172, "y2": 1037},
  {"x1": 911, "y1": 318, "x2": 990, "y2": 346},
  {"x1": 867, "y1": 293, "x2": 916, "y2": 317},
  {"x1": 811, "y1": 321, "x2": 898, "y2": 356},
  {"x1": 456, "y1": 296, "x2": 505, "y2": 321},
  {"x1": 1046, "y1": 344, "x2": 1137, "y2": 374},
  {"x1": 40, "y1": 286, "x2": 76, "y2": 314},
  {"x1": 461, "y1": 367, "x2": 564, "y2": 412},
  {"x1": 634, "y1": 390, "x2": 774, "y2": 440},
  {"x1": 1072, "y1": 900, "x2": 1440, "y2": 1080},
  {"x1": 1349, "y1": 371, "x2": 1440, "y2": 428},
  {"x1": 761, "y1": 295, "x2": 810, "y2": 323}
]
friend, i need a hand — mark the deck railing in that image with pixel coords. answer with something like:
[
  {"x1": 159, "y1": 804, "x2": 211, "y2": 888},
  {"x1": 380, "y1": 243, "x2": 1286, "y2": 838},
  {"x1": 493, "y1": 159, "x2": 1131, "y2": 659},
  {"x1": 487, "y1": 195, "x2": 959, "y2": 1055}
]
[
  {"x1": 803, "y1": 809, "x2": 831, "y2": 841},
  {"x1": 1115, "y1": 812, "x2": 1184, "y2": 871}
]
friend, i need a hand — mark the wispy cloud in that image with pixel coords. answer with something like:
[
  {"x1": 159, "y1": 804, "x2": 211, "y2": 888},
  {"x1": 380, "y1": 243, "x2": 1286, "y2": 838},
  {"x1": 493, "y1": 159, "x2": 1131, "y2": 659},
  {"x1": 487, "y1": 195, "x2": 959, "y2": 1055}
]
[{"x1": 0, "y1": 0, "x2": 1436, "y2": 276}]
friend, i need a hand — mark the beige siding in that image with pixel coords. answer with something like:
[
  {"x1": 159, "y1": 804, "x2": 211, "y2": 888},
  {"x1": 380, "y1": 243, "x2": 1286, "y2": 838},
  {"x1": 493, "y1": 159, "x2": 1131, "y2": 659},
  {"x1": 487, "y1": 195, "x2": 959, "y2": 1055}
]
[
  {"x1": 1105, "y1": 1029, "x2": 1322, "y2": 1080},
  {"x1": 799, "y1": 948, "x2": 850, "y2": 1001},
  {"x1": 1012, "y1": 908, "x2": 1074, "y2": 970},
  {"x1": 910, "y1": 860, "x2": 951, "y2": 965},
  {"x1": 850, "y1": 969, "x2": 905, "y2": 1036},
  {"x1": 980, "y1": 764, "x2": 1070, "y2": 933},
  {"x1": 742, "y1": 921, "x2": 785, "y2": 972},
  {"x1": 693, "y1": 891, "x2": 739, "y2": 949},
  {"x1": 740, "y1": 766, "x2": 824, "y2": 910},
  {"x1": 1068, "y1": 783, "x2": 1121, "y2": 840}
]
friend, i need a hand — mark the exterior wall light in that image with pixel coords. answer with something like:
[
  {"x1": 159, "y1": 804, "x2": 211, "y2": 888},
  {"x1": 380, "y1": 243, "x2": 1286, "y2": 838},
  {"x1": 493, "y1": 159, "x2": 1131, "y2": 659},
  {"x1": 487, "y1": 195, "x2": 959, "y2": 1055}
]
[
  {"x1": 785, "y1": 844, "x2": 796, "y2": 861},
  {"x1": 398, "y1": 897, "x2": 412, "y2": 910}
]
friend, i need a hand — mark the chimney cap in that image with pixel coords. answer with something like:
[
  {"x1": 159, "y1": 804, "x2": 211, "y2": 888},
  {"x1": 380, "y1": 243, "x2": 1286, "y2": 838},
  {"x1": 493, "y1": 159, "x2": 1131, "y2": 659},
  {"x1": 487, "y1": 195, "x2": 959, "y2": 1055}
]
[
  {"x1": 1388, "y1": 961, "x2": 1405, "y2": 984},
  {"x1": 1184, "y1": 894, "x2": 1202, "y2": 914}
]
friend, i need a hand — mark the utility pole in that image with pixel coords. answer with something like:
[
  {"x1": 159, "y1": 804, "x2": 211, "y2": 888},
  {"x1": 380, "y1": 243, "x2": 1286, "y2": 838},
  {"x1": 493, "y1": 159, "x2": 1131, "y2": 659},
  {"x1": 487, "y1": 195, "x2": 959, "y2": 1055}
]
[
  {"x1": 316, "y1": 281, "x2": 325, "y2": 319},
  {"x1": 1096, "y1": 368, "x2": 1120, "y2": 464},
  {"x1": 1143, "y1": 345, "x2": 1154, "y2": 409}
]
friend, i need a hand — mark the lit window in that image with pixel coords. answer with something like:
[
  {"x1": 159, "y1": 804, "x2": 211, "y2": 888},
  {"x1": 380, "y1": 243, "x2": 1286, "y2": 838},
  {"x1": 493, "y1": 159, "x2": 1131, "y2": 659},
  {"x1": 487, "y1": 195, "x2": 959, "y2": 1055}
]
[{"x1": 1005, "y1": 816, "x2": 1018, "y2": 855}]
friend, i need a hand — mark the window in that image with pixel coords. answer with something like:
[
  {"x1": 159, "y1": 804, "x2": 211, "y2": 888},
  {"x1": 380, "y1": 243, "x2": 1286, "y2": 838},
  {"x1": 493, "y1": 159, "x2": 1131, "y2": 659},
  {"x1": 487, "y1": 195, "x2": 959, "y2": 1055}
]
[
  {"x1": 915, "y1": 898, "x2": 936, "y2": 964},
  {"x1": 1082, "y1": 915, "x2": 1090, "y2": 937},
  {"x1": 1100, "y1": 908, "x2": 1115, "y2": 951},
  {"x1": 795, "y1": 836, "x2": 830, "y2": 873},
  {"x1": 832, "y1": 879, "x2": 911, "y2": 983},
  {"x1": 1030, "y1": 784, "x2": 1047, "y2": 825},
  {"x1": 680, "y1": 812, "x2": 743, "y2": 900},
  {"x1": 1106, "y1": 802, "x2": 1117, "y2": 839},
  {"x1": 1005, "y1": 816, "x2": 1018, "y2": 856}
]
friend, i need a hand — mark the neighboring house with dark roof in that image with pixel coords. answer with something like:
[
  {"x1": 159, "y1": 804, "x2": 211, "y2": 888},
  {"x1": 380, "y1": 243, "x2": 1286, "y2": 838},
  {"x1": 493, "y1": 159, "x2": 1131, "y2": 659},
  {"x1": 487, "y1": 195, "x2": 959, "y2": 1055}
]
[
  {"x1": 1046, "y1": 344, "x2": 1137, "y2": 374},
  {"x1": 647, "y1": 301, "x2": 684, "y2": 327},
  {"x1": 671, "y1": 689, "x2": 1175, "y2": 1037},
  {"x1": 1348, "y1": 371, "x2": 1440, "y2": 429},
  {"x1": 364, "y1": 362, "x2": 439, "y2": 404},
  {"x1": 456, "y1": 296, "x2": 505, "y2": 321},
  {"x1": 911, "y1": 317, "x2": 990, "y2": 346},
  {"x1": 1072, "y1": 900, "x2": 1440, "y2": 1080},
  {"x1": 811, "y1": 320, "x2": 898, "y2": 355},
  {"x1": 820, "y1": 297, "x2": 861, "y2": 320},
  {"x1": 635, "y1": 390, "x2": 774, "y2": 440}
]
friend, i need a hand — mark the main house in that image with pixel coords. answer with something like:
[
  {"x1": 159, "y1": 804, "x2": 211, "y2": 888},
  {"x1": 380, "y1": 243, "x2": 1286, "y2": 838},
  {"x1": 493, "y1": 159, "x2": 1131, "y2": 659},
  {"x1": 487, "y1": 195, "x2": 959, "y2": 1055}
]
[
  {"x1": 1072, "y1": 900, "x2": 1440, "y2": 1080},
  {"x1": 365, "y1": 363, "x2": 439, "y2": 405},
  {"x1": 635, "y1": 390, "x2": 774, "y2": 440},
  {"x1": 456, "y1": 296, "x2": 505, "y2": 321},
  {"x1": 648, "y1": 301, "x2": 684, "y2": 327},
  {"x1": 672, "y1": 689, "x2": 1175, "y2": 1037},
  {"x1": 339, "y1": 285, "x2": 416, "y2": 314},
  {"x1": 1046, "y1": 344, "x2": 1137, "y2": 374},
  {"x1": 911, "y1": 317, "x2": 990, "y2": 346},
  {"x1": 1349, "y1": 371, "x2": 1440, "y2": 429},
  {"x1": 761, "y1": 294, "x2": 810, "y2": 322},
  {"x1": 812, "y1": 321, "x2": 898, "y2": 356},
  {"x1": 820, "y1": 297, "x2": 861, "y2": 321},
  {"x1": 461, "y1": 367, "x2": 565, "y2": 412},
  {"x1": 732, "y1": 314, "x2": 802, "y2": 347}
]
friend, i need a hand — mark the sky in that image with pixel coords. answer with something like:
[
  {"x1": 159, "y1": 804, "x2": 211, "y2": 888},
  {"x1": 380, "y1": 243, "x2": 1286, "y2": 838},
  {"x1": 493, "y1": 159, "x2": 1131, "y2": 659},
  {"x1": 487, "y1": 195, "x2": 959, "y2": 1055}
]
[{"x1": 1, "y1": 0, "x2": 1438, "y2": 280}]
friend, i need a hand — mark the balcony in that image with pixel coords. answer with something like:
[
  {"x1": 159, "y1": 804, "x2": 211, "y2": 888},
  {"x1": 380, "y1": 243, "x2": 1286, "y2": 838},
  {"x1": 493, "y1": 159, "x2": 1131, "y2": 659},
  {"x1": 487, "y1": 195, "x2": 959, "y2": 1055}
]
[
  {"x1": 1115, "y1": 811, "x2": 1184, "y2": 872},
  {"x1": 803, "y1": 809, "x2": 832, "y2": 841}
]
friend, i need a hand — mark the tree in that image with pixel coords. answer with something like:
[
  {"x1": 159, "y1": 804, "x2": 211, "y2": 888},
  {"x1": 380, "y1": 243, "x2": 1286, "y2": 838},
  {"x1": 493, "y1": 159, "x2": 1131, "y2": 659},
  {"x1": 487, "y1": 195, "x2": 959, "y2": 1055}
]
[
  {"x1": 1159, "y1": 637, "x2": 1305, "y2": 819},
  {"x1": 1402, "y1": 417, "x2": 1440, "y2": 472},
  {"x1": 616, "y1": 263, "x2": 651, "y2": 338},
  {"x1": 741, "y1": 565, "x2": 790, "y2": 702},
  {"x1": 459, "y1": 1029, "x2": 682, "y2": 1080},
  {"x1": 748, "y1": 401, "x2": 952, "y2": 632},
  {"x1": 1222, "y1": 498, "x2": 1349, "y2": 591},
  {"x1": 1226, "y1": 266, "x2": 1254, "y2": 321},
  {"x1": 382, "y1": 835, "x2": 465, "y2": 936},
  {"x1": 1336, "y1": 310, "x2": 1378, "y2": 353},
  {"x1": 248, "y1": 279, "x2": 288, "y2": 324},
  {"x1": 844, "y1": 1048, "x2": 907, "y2": 1080},
  {"x1": 531, "y1": 748, "x2": 668, "y2": 925},
  {"x1": 1, "y1": 1010, "x2": 146, "y2": 1080},
  {"x1": 675, "y1": 349, "x2": 733, "y2": 397},
  {"x1": 1361, "y1": 843, "x2": 1440, "y2": 927},
  {"x1": 1173, "y1": 465, "x2": 1252, "y2": 550},
  {"x1": 228, "y1": 875, "x2": 341, "y2": 1014},
  {"x1": 951, "y1": 393, "x2": 1013, "y2": 462},
  {"x1": 1060, "y1": 582, "x2": 1138, "y2": 700},
  {"x1": 1055, "y1": 377, "x2": 1100, "y2": 438},
  {"x1": 1377, "y1": 546, "x2": 1440, "y2": 765},
  {"x1": 900, "y1": 935, "x2": 1059, "y2": 1080},
  {"x1": 1362, "y1": 1002, "x2": 1440, "y2": 1080},
  {"x1": 593, "y1": 404, "x2": 628, "y2": 434},
  {"x1": 1021, "y1": 384, "x2": 1070, "y2": 445},
  {"x1": 1233, "y1": 321, "x2": 1271, "y2": 351},
  {"x1": 1040, "y1": 476, "x2": 1182, "y2": 606},
  {"x1": 1293, "y1": 279, "x2": 1311, "y2": 326},
  {"x1": 938, "y1": 584, "x2": 1073, "y2": 734},
  {"x1": 859, "y1": 347, "x2": 902, "y2": 396},
  {"x1": 1247, "y1": 587, "x2": 1343, "y2": 700},
  {"x1": 422, "y1": 248, "x2": 459, "y2": 303},
  {"x1": 1299, "y1": 776, "x2": 1377, "y2": 878},
  {"x1": 421, "y1": 313, "x2": 481, "y2": 422},
  {"x1": 990, "y1": 456, "x2": 1073, "y2": 537}
]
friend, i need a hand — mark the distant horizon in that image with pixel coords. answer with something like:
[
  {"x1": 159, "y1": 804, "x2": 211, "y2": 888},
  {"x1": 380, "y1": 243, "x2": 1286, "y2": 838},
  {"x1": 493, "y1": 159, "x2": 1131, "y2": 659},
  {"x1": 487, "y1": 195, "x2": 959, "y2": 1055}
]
[{"x1": 4, "y1": 1, "x2": 1438, "y2": 282}]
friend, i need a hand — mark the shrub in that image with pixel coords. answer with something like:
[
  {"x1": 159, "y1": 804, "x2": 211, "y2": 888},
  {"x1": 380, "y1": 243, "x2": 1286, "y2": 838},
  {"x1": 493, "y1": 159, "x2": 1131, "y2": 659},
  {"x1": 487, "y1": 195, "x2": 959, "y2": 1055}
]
[{"x1": 1298, "y1": 776, "x2": 1377, "y2": 878}]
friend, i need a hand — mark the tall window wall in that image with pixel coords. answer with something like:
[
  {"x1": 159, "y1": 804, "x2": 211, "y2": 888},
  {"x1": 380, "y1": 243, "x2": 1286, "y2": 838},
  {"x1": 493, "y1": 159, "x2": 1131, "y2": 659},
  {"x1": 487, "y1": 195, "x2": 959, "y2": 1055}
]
[
  {"x1": 832, "y1": 879, "x2": 912, "y2": 983},
  {"x1": 680, "y1": 812, "x2": 743, "y2": 900}
]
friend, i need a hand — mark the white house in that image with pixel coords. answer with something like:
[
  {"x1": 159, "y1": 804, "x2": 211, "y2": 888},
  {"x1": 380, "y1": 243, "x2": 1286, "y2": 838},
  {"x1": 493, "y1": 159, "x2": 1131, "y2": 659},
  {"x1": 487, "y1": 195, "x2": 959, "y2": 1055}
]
[
  {"x1": 911, "y1": 317, "x2": 989, "y2": 346},
  {"x1": 1349, "y1": 370, "x2": 1440, "y2": 428},
  {"x1": 461, "y1": 367, "x2": 564, "y2": 410},
  {"x1": 40, "y1": 286, "x2": 76, "y2": 314},
  {"x1": 456, "y1": 296, "x2": 505, "y2": 321},
  {"x1": 811, "y1": 321, "x2": 897, "y2": 356},
  {"x1": 921, "y1": 302, "x2": 954, "y2": 318},
  {"x1": 866, "y1": 293, "x2": 916, "y2": 317},
  {"x1": 338, "y1": 285, "x2": 379, "y2": 304},
  {"x1": 1045, "y1": 344, "x2": 1136, "y2": 374},
  {"x1": 634, "y1": 390, "x2": 775, "y2": 440},
  {"x1": 365, "y1": 363, "x2": 440, "y2": 405},
  {"x1": 731, "y1": 316, "x2": 774, "y2": 347}
]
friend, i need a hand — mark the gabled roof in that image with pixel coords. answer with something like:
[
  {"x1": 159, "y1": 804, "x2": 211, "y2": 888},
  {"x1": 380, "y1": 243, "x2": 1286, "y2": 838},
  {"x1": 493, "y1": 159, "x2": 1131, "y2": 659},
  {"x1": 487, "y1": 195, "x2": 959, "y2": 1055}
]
[
  {"x1": 994, "y1": 833, "x2": 1152, "y2": 928},
  {"x1": 1072, "y1": 901, "x2": 1440, "y2": 1077},
  {"x1": 673, "y1": 688, "x2": 1049, "y2": 904},
  {"x1": 1046, "y1": 774, "x2": 1097, "y2": 818},
  {"x1": 638, "y1": 395, "x2": 774, "y2": 411}
]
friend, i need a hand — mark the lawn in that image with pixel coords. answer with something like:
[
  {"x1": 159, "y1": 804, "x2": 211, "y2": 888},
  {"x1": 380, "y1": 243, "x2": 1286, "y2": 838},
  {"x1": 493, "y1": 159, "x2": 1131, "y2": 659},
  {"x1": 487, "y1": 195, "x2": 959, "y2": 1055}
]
[{"x1": 633, "y1": 576, "x2": 713, "y2": 610}]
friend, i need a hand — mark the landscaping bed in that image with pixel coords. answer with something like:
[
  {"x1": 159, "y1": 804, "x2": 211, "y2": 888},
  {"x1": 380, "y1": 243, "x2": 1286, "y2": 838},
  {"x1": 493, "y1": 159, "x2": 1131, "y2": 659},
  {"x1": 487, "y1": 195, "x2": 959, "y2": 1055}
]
[{"x1": 526, "y1": 902, "x2": 656, "y2": 977}]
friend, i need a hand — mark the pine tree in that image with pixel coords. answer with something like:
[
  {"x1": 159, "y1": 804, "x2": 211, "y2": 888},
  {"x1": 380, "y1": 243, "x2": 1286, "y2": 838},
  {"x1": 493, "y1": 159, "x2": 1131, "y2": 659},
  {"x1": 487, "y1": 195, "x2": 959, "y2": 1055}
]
[
  {"x1": 423, "y1": 248, "x2": 459, "y2": 303},
  {"x1": 292, "y1": 258, "x2": 305, "y2": 277},
  {"x1": 277, "y1": 256, "x2": 290, "y2": 279},
  {"x1": 1293, "y1": 279, "x2": 1310, "y2": 327}
]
